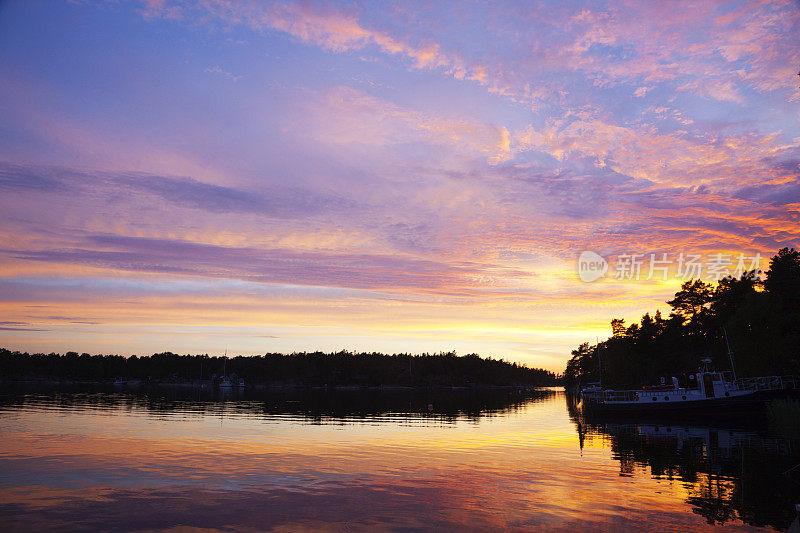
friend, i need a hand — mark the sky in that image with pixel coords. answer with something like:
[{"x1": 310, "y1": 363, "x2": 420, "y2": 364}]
[{"x1": 0, "y1": 0, "x2": 798, "y2": 370}]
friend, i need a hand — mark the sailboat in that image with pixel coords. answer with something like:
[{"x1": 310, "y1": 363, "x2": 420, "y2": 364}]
[{"x1": 217, "y1": 353, "x2": 245, "y2": 389}]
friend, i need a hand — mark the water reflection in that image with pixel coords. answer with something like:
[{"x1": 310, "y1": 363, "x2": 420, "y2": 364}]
[
  {"x1": 0, "y1": 384, "x2": 555, "y2": 422},
  {"x1": 567, "y1": 394, "x2": 800, "y2": 530},
  {"x1": 1, "y1": 387, "x2": 798, "y2": 531}
]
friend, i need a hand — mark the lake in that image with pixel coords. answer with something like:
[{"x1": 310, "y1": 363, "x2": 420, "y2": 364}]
[{"x1": 1, "y1": 387, "x2": 798, "y2": 531}]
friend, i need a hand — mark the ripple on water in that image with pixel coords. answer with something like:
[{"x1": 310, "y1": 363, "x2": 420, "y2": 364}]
[{"x1": 0, "y1": 388, "x2": 797, "y2": 531}]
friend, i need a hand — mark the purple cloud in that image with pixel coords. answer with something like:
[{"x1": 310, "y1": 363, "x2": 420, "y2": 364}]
[
  {"x1": 0, "y1": 161, "x2": 349, "y2": 218},
  {"x1": 6, "y1": 234, "x2": 529, "y2": 294},
  {"x1": 0, "y1": 162, "x2": 73, "y2": 193}
]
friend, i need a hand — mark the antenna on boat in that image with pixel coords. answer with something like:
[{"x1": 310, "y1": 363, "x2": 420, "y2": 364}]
[
  {"x1": 722, "y1": 327, "x2": 737, "y2": 381},
  {"x1": 596, "y1": 337, "x2": 602, "y2": 388}
]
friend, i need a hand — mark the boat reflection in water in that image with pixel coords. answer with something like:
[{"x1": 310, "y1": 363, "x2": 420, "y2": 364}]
[{"x1": 568, "y1": 393, "x2": 800, "y2": 530}]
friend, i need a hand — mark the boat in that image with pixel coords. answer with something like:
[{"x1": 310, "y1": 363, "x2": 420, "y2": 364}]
[
  {"x1": 580, "y1": 358, "x2": 799, "y2": 414},
  {"x1": 112, "y1": 377, "x2": 141, "y2": 387},
  {"x1": 216, "y1": 354, "x2": 245, "y2": 389},
  {"x1": 217, "y1": 374, "x2": 245, "y2": 389}
]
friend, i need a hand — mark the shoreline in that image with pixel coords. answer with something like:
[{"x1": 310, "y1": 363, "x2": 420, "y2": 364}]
[{"x1": 0, "y1": 377, "x2": 552, "y2": 392}]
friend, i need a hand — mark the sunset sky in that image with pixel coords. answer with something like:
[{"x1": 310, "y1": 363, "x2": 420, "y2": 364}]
[{"x1": 1, "y1": 0, "x2": 798, "y2": 369}]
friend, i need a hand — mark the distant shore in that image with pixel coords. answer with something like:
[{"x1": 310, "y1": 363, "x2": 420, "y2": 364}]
[
  {"x1": 1, "y1": 348, "x2": 561, "y2": 389},
  {"x1": 0, "y1": 376, "x2": 549, "y2": 392}
]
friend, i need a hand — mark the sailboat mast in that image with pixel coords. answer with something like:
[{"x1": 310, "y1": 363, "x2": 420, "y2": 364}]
[{"x1": 596, "y1": 337, "x2": 602, "y2": 388}]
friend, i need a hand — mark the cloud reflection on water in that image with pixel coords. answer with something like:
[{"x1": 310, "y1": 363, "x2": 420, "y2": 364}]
[{"x1": 0, "y1": 388, "x2": 796, "y2": 531}]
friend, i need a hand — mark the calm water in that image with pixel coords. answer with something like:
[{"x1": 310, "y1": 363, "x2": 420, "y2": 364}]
[{"x1": 0, "y1": 387, "x2": 798, "y2": 532}]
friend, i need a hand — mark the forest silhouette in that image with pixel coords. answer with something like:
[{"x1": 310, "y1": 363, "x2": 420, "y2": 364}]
[
  {"x1": 564, "y1": 247, "x2": 800, "y2": 389},
  {"x1": 0, "y1": 349, "x2": 558, "y2": 388}
]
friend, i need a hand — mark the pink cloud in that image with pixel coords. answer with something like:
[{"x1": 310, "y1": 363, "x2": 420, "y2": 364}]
[
  {"x1": 294, "y1": 86, "x2": 512, "y2": 164},
  {"x1": 511, "y1": 110, "x2": 796, "y2": 188},
  {"x1": 138, "y1": 0, "x2": 800, "y2": 110}
]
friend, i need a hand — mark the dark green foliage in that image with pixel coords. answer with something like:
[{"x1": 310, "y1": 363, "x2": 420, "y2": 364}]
[
  {"x1": 0, "y1": 349, "x2": 558, "y2": 387},
  {"x1": 564, "y1": 343, "x2": 597, "y2": 386},
  {"x1": 764, "y1": 247, "x2": 800, "y2": 312},
  {"x1": 610, "y1": 318, "x2": 626, "y2": 338},
  {"x1": 564, "y1": 248, "x2": 800, "y2": 389},
  {"x1": 666, "y1": 279, "x2": 713, "y2": 319}
]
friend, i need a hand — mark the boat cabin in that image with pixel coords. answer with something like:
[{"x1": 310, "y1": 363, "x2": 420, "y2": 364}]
[
  {"x1": 694, "y1": 358, "x2": 734, "y2": 398},
  {"x1": 695, "y1": 371, "x2": 732, "y2": 398}
]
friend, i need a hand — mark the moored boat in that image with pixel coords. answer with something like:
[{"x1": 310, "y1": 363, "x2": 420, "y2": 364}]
[
  {"x1": 217, "y1": 373, "x2": 245, "y2": 389},
  {"x1": 580, "y1": 359, "x2": 799, "y2": 414},
  {"x1": 216, "y1": 355, "x2": 245, "y2": 389}
]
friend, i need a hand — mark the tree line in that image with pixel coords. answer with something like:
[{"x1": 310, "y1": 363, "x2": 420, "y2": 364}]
[
  {"x1": 0, "y1": 349, "x2": 559, "y2": 387},
  {"x1": 564, "y1": 247, "x2": 800, "y2": 390}
]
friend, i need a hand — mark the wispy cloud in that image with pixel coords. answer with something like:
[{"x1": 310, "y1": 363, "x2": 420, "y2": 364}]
[
  {"x1": 0, "y1": 161, "x2": 349, "y2": 218},
  {"x1": 295, "y1": 86, "x2": 512, "y2": 164},
  {"x1": 140, "y1": 0, "x2": 799, "y2": 109},
  {"x1": 204, "y1": 65, "x2": 243, "y2": 81},
  {"x1": 510, "y1": 111, "x2": 798, "y2": 187},
  {"x1": 6, "y1": 233, "x2": 531, "y2": 295}
]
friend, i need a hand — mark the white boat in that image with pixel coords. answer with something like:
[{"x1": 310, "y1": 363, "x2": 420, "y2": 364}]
[
  {"x1": 217, "y1": 356, "x2": 245, "y2": 389},
  {"x1": 580, "y1": 359, "x2": 799, "y2": 414},
  {"x1": 217, "y1": 373, "x2": 245, "y2": 389}
]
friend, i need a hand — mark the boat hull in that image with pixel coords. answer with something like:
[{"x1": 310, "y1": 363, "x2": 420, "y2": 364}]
[{"x1": 581, "y1": 390, "x2": 775, "y2": 415}]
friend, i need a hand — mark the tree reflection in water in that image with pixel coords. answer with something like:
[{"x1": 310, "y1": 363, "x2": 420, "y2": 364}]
[
  {"x1": 566, "y1": 393, "x2": 800, "y2": 530},
  {"x1": 0, "y1": 383, "x2": 558, "y2": 423}
]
